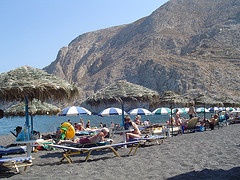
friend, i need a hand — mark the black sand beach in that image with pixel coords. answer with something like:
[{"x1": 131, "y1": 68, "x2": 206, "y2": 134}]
[{"x1": 1, "y1": 124, "x2": 240, "y2": 180}]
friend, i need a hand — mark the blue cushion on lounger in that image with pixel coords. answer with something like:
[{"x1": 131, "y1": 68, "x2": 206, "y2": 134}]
[{"x1": 0, "y1": 146, "x2": 27, "y2": 157}]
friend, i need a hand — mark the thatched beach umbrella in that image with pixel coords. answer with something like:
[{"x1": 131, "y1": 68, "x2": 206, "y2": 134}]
[
  {"x1": 159, "y1": 91, "x2": 194, "y2": 135},
  {"x1": 194, "y1": 94, "x2": 223, "y2": 121},
  {"x1": 0, "y1": 66, "x2": 78, "y2": 102},
  {"x1": 0, "y1": 66, "x2": 79, "y2": 157},
  {"x1": 194, "y1": 94, "x2": 223, "y2": 107},
  {"x1": 215, "y1": 96, "x2": 240, "y2": 108},
  {"x1": 5, "y1": 99, "x2": 61, "y2": 133},
  {"x1": 86, "y1": 80, "x2": 160, "y2": 126}
]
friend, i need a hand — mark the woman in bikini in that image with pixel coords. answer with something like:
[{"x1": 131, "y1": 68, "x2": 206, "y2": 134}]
[{"x1": 124, "y1": 116, "x2": 142, "y2": 141}]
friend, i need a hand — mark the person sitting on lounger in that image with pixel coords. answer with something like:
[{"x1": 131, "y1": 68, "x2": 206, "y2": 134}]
[
  {"x1": 124, "y1": 116, "x2": 142, "y2": 141},
  {"x1": 57, "y1": 127, "x2": 110, "y2": 145}
]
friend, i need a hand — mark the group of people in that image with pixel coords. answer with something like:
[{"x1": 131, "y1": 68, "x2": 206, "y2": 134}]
[
  {"x1": 168, "y1": 105, "x2": 234, "y2": 132},
  {"x1": 57, "y1": 115, "x2": 144, "y2": 144},
  {"x1": 10, "y1": 105, "x2": 235, "y2": 147}
]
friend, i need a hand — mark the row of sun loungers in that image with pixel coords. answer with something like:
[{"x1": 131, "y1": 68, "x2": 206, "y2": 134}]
[{"x1": 0, "y1": 128, "x2": 168, "y2": 172}]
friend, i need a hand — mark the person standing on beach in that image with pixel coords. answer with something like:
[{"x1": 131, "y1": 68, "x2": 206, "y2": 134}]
[
  {"x1": 188, "y1": 105, "x2": 197, "y2": 119},
  {"x1": 175, "y1": 109, "x2": 181, "y2": 126}
]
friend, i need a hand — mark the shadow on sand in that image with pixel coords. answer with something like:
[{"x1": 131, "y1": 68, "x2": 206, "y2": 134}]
[{"x1": 168, "y1": 167, "x2": 240, "y2": 180}]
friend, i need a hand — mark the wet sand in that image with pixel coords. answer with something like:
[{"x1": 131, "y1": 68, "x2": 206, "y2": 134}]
[{"x1": 1, "y1": 124, "x2": 240, "y2": 179}]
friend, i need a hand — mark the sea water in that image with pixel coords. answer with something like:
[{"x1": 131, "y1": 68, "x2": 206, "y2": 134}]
[{"x1": 0, "y1": 113, "x2": 212, "y2": 135}]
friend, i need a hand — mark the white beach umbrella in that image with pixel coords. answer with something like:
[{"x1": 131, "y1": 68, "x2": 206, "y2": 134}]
[
  {"x1": 59, "y1": 106, "x2": 92, "y2": 116},
  {"x1": 219, "y1": 107, "x2": 226, "y2": 111},
  {"x1": 98, "y1": 107, "x2": 127, "y2": 117},
  {"x1": 225, "y1": 107, "x2": 234, "y2": 111},
  {"x1": 196, "y1": 107, "x2": 210, "y2": 113},
  {"x1": 128, "y1": 108, "x2": 152, "y2": 115},
  {"x1": 183, "y1": 107, "x2": 189, "y2": 113},
  {"x1": 152, "y1": 107, "x2": 171, "y2": 115},
  {"x1": 208, "y1": 107, "x2": 220, "y2": 112},
  {"x1": 172, "y1": 108, "x2": 187, "y2": 114}
]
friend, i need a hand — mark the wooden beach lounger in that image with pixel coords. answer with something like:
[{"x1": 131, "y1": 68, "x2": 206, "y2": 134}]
[
  {"x1": 0, "y1": 156, "x2": 32, "y2": 172},
  {"x1": 50, "y1": 140, "x2": 144, "y2": 164}
]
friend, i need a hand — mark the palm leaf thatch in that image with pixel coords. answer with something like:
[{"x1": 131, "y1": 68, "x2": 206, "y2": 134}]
[
  {"x1": 159, "y1": 91, "x2": 194, "y2": 107},
  {"x1": 5, "y1": 99, "x2": 61, "y2": 117},
  {"x1": 215, "y1": 96, "x2": 240, "y2": 107},
  {"x1": 86, "y1": 80, "x2": 160, "y2": 107},
  {"x1": 194, "y1": 94, "x2": 223, "y2": 107},
  {"x1": 0, "y1": 66, "x2": 79, "y2": 102}
]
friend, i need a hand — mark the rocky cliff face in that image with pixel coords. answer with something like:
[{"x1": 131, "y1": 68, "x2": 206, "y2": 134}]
[{"x1": 44, "y1": 0, "x2": 240, "y2": 106}]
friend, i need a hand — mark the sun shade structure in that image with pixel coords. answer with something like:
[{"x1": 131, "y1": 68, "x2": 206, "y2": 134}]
[
  {"x1": 194, "y1": 94, "x2": 223, "y2": 124},
  {"x1": 59, "y1": 106, "x2": 92, "y2": 116},
  {"x1": 86, "y1": 80, "x2": 160, "y2": 125},
  {"x1": 98, "y1": 107, "x2": 127, "y2": 117},
  {"x1": 128, "y1": 108, "x2": 152, "y2": 115},
  {"x1": 159, "y1": 91, "x2": 194, "y2": 135},
  {"x1": 215, "y1": 96, "x2": 240, "y2": 107},
  {"x1": 86, "y1": 80, "x2": 160, "y2": 106},
  {"x1": 5, "y1": 99, "x2": 61, "y2": 117},
  {"x1": 0, "y1": 66, "x2": 79, "y2": 157},
  {"x1": 5, "y1": 99, "x2": 61, "y2": 133},
  {"x1": 152, "y1": 107, "x2": 171, "y2": 115},
  {"x1": 159, "y1": 91, "x2": 194, "y2": 107},
  {"x1": 0, "y1": 66, "x2": 79, "y2": 102},
  {"x1": 194, "y1": 94, "x2": 223, "y2": 107}
]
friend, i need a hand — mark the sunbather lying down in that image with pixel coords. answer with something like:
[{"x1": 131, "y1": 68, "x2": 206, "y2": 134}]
[{"x1": 57, "y1": 128, "x2": 110, "y2": 145}]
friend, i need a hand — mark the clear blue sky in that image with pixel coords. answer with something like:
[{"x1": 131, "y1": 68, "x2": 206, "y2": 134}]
[{"x1": 0, "y1": 0, "x2": 168, "y2": 73}]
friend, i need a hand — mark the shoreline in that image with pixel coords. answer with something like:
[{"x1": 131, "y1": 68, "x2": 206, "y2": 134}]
[{"x1": 1, "y1": 124, "x2": 240, "y2": 179}]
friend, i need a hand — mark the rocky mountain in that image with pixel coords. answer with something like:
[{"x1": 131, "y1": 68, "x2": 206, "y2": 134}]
[{"x1": 44, "y1": 0, "x2": 240, "y2": 106}]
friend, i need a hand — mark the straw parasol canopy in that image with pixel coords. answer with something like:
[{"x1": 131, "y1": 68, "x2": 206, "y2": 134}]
[
  {"x1": 86, "y1": 80, "x2": 160, "y2": 107},
  {"x1": 0, "y1": 66, "x2": 79, "y2": 102},
  {"x1": 159, "y1": 91, "x2": 194, "y2": 107},
  {"x1": 194, "y1": 94, "x2": 223, "y2": 107},
  {"x1": 4, "y1": 99, "x2": 61, "y2": 117},
  {"x1": 215, "y1": 96, "x2": 240, "y2": 107},
  {"x1": 158, "y1": 91, "x2": 194, "y2": 136}
]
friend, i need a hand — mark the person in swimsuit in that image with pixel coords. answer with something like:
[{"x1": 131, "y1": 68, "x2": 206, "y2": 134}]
[
  {"x1": 175, "y1": 109, "x2": 181, "y2": 126},
  {"x1": 57, "y1": 127, "x2": 110, "y2": 145},
  {"x1": 188, "y1": 105, "x2": 197, "y2": 119},
  {"x1": 124, "y1": 116, "x2": 141, "y2": 141}
]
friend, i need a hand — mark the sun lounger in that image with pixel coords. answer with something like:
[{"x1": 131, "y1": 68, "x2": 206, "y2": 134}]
[
  {"x1": 50, "y1": 140, "x2": 144, "y2": 164},
  {"x1": 0, "y1": 156, "x2": 32, "y2": 172},
  {"x1": 0, "y1": 146, "x2": 27, "y2": 158},
  {"x1": 130, "y1": 135, "x2": 166, "y2": 145},
  {"x1": 73, "y1": 139, "x2": 113, "y2": 148}
]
